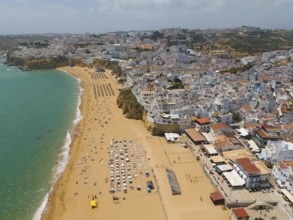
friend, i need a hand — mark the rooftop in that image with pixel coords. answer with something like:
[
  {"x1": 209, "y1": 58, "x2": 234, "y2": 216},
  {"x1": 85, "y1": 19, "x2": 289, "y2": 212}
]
[
  {"x1": 257, "y1": 129, "x2": 269, "y2": 138},
  {"x1": 232, "y1": 208, "x2": 249, "y2": 218},
  {"x1": 210, "y1": 191, "x2": 224, "y2": 201},
  {"x1": 268, "y1": 140, "x2": 293, "y2": 151},
  {"x1": 243, "y1": 123, "x2": 258, "y2": 129},
  {"x1": 184, "y1": 129, "x2": 206, "y2": 143},
  {"x1": 282, "y1": 124, "x2": 293, "y2": 129},
  {"x1": 247, "y1": 140, "x2": 260, "y2": 153},
  {"x1": 193, "y1": 117, "x2": 211, "y2": 125},
  {"x1": 241, "y1": 104, "x2": 251, "y2": 111},
  {"x1": 222, "y1": 149, "x2": 255, "y2": 161},
  {"x1": 254, "y1": 161, "x2": 271, "y2": 175},
  {"x1": 203, "y1": 144, "x2": 218, "y2": 155},
  {"x1": 223, "y1": 170, "x2": 245, "y2": 187},
  {"x1": 217, "y1": 164, "x2": 233, "y2": 172},
  {"x1": 210, "y1": 155, "x2": 225, "y2": 164},
  {"x1": 236, "y1": 158, "x2": 260, "y2": 175},
  {"x1": 211, "y1": 123, "x2": 232, "y2": 132},
  {"x1": 278, "y1": 161, "x2": 289, "y2": 170}
]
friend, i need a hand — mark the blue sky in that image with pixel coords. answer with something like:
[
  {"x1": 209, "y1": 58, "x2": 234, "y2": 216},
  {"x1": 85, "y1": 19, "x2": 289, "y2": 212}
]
[{"x1": 0, "y1": 0, "x2": 292, "y2": 34}]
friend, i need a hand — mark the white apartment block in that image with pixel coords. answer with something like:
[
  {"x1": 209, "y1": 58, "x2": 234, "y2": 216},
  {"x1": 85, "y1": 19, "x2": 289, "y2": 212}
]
[
  {"x1": 260, "y1": 141, "x2": 293, "y2": 164},
  {"x1": 272, "y1": 161, "x2": 293, "y2": 193}
]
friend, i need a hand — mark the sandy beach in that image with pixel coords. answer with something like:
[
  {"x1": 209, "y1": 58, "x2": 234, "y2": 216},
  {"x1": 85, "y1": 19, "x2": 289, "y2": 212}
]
[{"x1": 41, "y1": 66, "x2": 229, "y2": 220}]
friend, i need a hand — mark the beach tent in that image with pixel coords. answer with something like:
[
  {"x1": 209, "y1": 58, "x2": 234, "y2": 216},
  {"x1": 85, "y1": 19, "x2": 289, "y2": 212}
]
[
  {"x1": 90, "y1": 200, "x2": 97, "y2": 208},
  {"x1": 113, "y1": 196, "x2": 120, "y2": 204},
  {"x1": 113, "y1": 196, "x2": 119, "y2": 201}
]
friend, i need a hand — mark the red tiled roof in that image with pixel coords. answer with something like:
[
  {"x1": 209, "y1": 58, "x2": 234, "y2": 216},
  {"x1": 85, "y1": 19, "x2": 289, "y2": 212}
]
[
  {"x1": 281, "y1": 104, "x2": 288, "y2": 113},
  {"x1": 194, "y1": 117, "x2": 211, "y2": 125},
  {"x1": 210, "y1": 191, "x2": 224, "y2": 201},
  {"x1": 232, "y1": 208, "x2": 249, "y2": 218},
  {"x1": 284, "y1": 161, "x2": 293, "y2": 168},
  {"x1": 211, "y1": 123, "x2": 231, "y2": 131},
  {"x1": 257, "y1": 129, "x2": 268, "y2": 138},
  {"x1": 243, "y1": 123, "x2": 257, "y2": 129},
  {"x1": 263, "y1": 124, "x2": 281, "y2": 130},
  {"x1": 282, "y1": 124, "x2": 293, "y2": 129},
  {"x1": 236, "y1": 158, "x2": 260, "y2": 174},
  {"x1": 241, "y1": 105, "x2": 251, "y2": 111},
  {"x1": 279, "y1": 161, "x2": 289, "y2": 170}
]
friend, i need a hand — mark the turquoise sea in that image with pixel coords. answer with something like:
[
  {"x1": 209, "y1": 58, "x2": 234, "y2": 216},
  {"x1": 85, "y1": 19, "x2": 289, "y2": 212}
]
[{"x1": 0, "y1": 60, "x2": 80, "y2": 220}]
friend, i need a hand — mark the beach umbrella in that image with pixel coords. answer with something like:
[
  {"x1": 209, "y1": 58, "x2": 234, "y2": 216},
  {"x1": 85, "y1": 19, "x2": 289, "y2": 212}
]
[{"x1": 90, "y1": 200, "x2": 97, "y2": 208}]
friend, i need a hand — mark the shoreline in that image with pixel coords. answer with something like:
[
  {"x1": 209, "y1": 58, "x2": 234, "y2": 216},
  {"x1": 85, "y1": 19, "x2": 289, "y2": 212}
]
[
  {"x1": 39, "y1": 68, "x2": 88, "y2": 219},
  {"x1": 33, "y1": 69, "x2": 84, "y2": 220},
  {"x1": 40, "y1": 66, "x2": 229, "y2": 220}
]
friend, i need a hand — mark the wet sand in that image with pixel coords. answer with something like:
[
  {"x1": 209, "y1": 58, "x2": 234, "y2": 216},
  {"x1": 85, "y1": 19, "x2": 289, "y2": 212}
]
[{"x1": 41, "y1": 66, "x2": 229, "y2": 220}]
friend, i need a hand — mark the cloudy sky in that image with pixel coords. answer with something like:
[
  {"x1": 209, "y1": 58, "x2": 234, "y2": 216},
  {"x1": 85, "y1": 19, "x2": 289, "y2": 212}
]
[{"x1": 0, "y1": 0, "x2": 292, "y2": 34}]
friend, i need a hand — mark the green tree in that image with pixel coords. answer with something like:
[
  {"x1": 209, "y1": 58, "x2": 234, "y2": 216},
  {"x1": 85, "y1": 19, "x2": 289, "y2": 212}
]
[
  {"x1": 174, "y1": 76, "x2": 182, "y2": 83},
  {"x1": 232, "y1": 112, "x2": 242, "y2": 123},
  {"x1": 150, "y1": 31, "x2": 164, "y2": 41}
]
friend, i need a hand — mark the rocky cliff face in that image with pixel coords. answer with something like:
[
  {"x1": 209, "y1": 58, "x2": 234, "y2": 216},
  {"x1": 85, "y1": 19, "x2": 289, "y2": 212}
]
[
  {"x1": 93, "y1": 59, "x2": 122, "y2": 77},
  {"x1": 117, "y1": 88, "x2": 180, "y2": 136},
  {"x1": 6, "y1": 55, "x2": 70, "y2": 71},
  {"x1": 5, "y1": 53, "x2": 25, "y2": 66},
  {"x1": 117, "y1": 88, "x2": 144, "y2": 120},
  {"x1": 144, "y1": 117, "x2": 180, "y2": 136}
]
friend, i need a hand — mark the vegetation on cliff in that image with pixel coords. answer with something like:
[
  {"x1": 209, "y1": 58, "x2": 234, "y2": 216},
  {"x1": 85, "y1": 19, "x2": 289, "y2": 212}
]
[
  {"x1": 215, "y1": 30, "x2": 293, "y2": 54},
  {"x1": 166, "y1": 28, "x2": 293, "y2": 57},
  {"x1": 117, "y1": 88, "x2": 144, "y2": 120},
  {"x1": 6, "y1": 52, "x2": 25, "y2": 66},
  {"x1": 6, "y1": 55, "x2": 70, "y2": 70},
  {"x1": 72, "y1": 59, "x2": 92, "y2": 68},
  {"x1": 93, "y1": 59, "x2": 122, "y2": 77},
  {"x1": 168, "y1": 76, "x2": 184, "y2": 89},
  {"x1": 220, "y1": 63, "x2": 254, "y2": 74},
  {"x1": 23, "y1": 56, "x2": 69, "y2": 70},
  {"x1": 117, "y1": 87, "x2": 180, "y2": 136}
]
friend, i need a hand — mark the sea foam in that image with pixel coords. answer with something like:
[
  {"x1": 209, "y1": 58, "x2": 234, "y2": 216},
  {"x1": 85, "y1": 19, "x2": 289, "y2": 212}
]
[{"x1": 33, "y1": 70, "x2": 83, "y2": 220}]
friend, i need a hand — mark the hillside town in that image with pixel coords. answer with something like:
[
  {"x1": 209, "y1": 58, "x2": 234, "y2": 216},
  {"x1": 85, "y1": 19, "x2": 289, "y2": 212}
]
[{"x1": 4, "y1": 28, "x2": 293, "y2": 219}]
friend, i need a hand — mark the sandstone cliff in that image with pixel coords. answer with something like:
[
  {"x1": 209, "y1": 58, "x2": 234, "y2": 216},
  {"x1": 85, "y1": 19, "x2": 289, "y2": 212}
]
[
  {"x1": 6, "y1": 54, "x2": 70, "y2": 71},
  {"x1": 93, "y1": 59, "x2": 122, "y2": 77},
  {"x1": 117, "y1": 88, "x2": 144, "y2": 120},
  {"x1": 117, "y1": 88, "x2": 180, "y2": 136}
]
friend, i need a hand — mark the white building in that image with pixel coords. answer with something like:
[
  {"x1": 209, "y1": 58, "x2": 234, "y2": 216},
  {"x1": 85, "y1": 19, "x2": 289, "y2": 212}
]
[
  {"x1": 233, "y1": 158, "x2": 261, "y2": 190},
  {"x1": 272, "y1": 161, "x2": 293, "y2": 193},
  {"x1": 219, "y1": 113, "x2": 233, "y2": 124},
  {"x1": 260, "y1": 141, "x2": 293, "y2": 164}
]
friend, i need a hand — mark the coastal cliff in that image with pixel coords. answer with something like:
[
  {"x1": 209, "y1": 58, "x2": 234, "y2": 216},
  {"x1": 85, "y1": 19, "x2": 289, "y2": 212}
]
[
  {"x1": 93, "y1": 59, "x2": 122, "y2": 77},
  {"x1": 117, "y1": 88, "x2": 145, "y2": 120},
  {"x1": 117, "y1": 88, "x2": 180, "y2": 136},
  {"x1": 5, "y1": 52, "x2": 25, "y2": 66},
  {"x1": 6, "y1": 54, "x2": 70, "y2": 71},
  {"x1": 144, "y1": 116, "x2": 180, "y2": 136}
]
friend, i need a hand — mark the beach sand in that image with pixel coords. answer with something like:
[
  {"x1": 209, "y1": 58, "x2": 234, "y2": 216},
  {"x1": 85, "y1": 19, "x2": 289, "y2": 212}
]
[{"x1": 41, "y1": 66, "x2": 229, "y2": 220}]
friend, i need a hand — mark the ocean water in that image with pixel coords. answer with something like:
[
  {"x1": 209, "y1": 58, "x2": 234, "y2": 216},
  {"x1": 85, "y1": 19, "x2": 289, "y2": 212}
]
[{"x1": 0, "y1": 61, "x2": 80, "y2": 220}]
